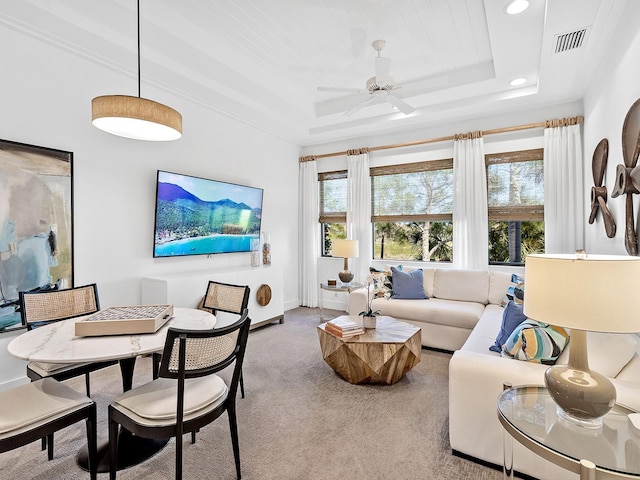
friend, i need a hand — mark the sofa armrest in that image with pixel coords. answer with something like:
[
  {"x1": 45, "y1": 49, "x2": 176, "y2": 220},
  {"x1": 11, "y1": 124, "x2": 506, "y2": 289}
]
[
  {"x1": 449, "y1": 349, "x2": 548, "y2": 467},
  {"x1": 347, "y1": 287, "x2": 370, "y2": 316}
]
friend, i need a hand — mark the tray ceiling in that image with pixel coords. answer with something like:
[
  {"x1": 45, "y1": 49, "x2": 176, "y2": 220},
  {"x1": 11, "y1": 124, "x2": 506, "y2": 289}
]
[{"x1": 0, "y1": 0, "x2": 629, "y2": 145}]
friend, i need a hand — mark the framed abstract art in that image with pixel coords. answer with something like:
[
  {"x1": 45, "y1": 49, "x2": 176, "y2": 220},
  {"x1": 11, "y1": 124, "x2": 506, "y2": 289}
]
[{"x1": 0, "y1": 139, "x2": 73, "y2": 331}]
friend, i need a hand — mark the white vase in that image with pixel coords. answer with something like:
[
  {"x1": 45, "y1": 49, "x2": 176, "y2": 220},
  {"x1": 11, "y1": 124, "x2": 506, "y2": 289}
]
[{"x1": 362, "y1": 315, "x2": 376, "y2": 329}]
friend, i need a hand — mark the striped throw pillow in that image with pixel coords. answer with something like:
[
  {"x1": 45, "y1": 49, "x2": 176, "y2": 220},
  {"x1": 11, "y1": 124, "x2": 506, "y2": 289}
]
[{"x1": 501, "y1": 319, "x2": 569, "y2": 365}]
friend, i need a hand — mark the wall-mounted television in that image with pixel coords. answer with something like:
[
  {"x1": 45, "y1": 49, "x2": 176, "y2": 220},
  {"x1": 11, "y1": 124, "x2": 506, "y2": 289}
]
[{"x1": 153, "y1": 170, "x2": 263, "y2": 258}]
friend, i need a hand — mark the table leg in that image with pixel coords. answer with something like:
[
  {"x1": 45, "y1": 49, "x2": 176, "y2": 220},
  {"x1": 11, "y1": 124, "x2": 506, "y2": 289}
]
[
  {"x1": 77, "y1": 356, "x2": 169, "y2": 473},
  {"x1": 579, "y1": 459, "x2": 596, "y2": 480},
  {"x1": 119, "y1": 356, "x2": 136, "y2": 392},
  {"x1": 502, "y1": 382, "x2": 514, "y2": 480}
]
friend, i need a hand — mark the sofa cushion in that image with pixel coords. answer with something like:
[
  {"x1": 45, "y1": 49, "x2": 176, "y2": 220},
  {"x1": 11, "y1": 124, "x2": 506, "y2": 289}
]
[
  {"x1": 390, "y1": 267, "x2": 428, "y2": 299},
  {"x1": 488, "y1": 271, "x2": 517, "y2": 305},
  {"x1": 555, "y1": 332, "x2": 638, "y2": 378},
  {"x1": 501, "y1": 319, "x2": 569, "y2": 364},
  {"x1": 433, "y1": 269, "x2": 489, "y2": 304},
  {"x1": 370, "y1": 297, "x2": 484, "y2": 330},
  {"x1": 489, "y1": 301, "x2": 527, "y2": 353},
  {"x1": 501, "y1": 274, "x2": 525, "y2": 307}
]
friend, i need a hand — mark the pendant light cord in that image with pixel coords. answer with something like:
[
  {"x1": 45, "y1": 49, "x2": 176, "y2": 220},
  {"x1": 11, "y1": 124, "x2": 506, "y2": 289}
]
[{"x1": 137, "y1": 0, "x2": 141, "y2": 98}]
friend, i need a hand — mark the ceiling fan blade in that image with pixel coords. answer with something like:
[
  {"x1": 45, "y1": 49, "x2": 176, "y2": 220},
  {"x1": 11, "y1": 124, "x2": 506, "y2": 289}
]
[
  {"x1": 344, "y1": 95, "x2": 376, "y2": 116},
  {"x1": 375, "y1": 56, "x2": 391, "y2": 85},
  {"x1": 386, "y1": 94, "x2": 415, "y2": 115},
  {"x1": 318, "y1": 86, "x2": 363, "y2": 94}
]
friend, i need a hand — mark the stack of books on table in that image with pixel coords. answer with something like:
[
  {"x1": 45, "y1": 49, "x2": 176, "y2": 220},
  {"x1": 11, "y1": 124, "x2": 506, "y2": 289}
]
[{"x1": 325, "y1": 317, "x2": 364, "y2": 338}]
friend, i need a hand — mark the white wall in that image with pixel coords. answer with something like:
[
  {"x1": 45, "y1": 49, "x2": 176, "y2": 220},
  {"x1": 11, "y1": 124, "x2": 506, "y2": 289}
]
[
  {"x1": 583, "y1": 1, "x2": 640, "y2": 255},
  {"x1": 0, "y1": 25, "x2": 300, "y2": 387}
]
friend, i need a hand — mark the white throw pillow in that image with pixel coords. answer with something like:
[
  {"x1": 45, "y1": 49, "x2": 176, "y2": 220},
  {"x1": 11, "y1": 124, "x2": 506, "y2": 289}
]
[{"x1": 555, "y1": 332, "x2": 638, "y2": 378}]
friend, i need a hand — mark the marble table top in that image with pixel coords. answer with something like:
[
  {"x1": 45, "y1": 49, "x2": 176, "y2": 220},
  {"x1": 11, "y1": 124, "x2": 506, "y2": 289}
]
[{"x1": 7, "y1": 307, "x2": 216, "y2": 363}]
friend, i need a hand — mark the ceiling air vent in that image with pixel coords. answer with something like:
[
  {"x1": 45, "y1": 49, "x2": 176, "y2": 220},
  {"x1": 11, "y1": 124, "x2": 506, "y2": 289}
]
[{"x1": 554, "y1": 27, "x2": 588, "y2": 53}]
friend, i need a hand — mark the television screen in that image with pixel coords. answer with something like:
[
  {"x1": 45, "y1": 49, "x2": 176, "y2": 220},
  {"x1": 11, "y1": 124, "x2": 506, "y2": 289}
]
[{"x1": 153, "y1": 170, "x2": 263, "y2": 257}]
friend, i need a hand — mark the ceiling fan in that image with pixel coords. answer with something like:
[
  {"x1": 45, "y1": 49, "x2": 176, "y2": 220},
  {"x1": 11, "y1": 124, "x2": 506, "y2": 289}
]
[{"x1": 318, "y1": 39, "x2": 416, "y2": 116}]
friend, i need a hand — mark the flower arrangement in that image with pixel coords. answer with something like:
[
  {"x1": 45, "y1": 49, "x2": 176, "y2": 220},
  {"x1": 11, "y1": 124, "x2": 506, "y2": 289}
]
[{"x1": 359, "y1": 272, "x2": 392, "y2": 317}]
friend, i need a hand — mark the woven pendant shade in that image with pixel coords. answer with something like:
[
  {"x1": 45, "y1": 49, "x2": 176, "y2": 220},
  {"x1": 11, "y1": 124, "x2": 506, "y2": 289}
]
[
  {"x1": 92, "y1": 95, "x2": 182, "y2": 141},
  {"x1": 91, "y1": 0, "x2": 182, "y2": 141}
]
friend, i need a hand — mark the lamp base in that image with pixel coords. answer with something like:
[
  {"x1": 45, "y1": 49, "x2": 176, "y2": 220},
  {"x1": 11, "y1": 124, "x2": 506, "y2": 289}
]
[
  {"x1": 338, "y1": 270, "x2": 354, "y2": 284},
  {"x1": 545, "y1": 364, "x2": 616, "y2": 429}
]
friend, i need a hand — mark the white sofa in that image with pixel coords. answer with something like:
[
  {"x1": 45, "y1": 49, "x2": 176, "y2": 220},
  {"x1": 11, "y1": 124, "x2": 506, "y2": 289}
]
[
  {"x1": 348, "y1": 267, "x2": 514, "y2": 351},
  {"x1": 348, "y1": 267, "x2": 640, "y2": 479}
]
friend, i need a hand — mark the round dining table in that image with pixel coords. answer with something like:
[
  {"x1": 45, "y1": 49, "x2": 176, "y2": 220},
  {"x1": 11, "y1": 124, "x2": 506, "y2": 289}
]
[{"x1": 7, "y1": 307, "x2": 216, "y2": 473}]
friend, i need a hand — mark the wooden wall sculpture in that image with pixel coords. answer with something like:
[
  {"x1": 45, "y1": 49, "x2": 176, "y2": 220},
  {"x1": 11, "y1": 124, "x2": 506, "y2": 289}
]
[
  {"x1": 589, "y1": 138, "x2": 616, "y2": 238},
  {"x1": 612, "y1": 98, "x2": 640, "y2": 255}
]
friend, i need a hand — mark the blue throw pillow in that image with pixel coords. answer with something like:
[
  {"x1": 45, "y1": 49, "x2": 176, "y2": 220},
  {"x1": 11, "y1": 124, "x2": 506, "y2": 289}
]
[
  {"x1": 489, "y1": 301, "x2": 527, "y2": 353},
  {"x1": 390, "y1": 266, "x2": 428, "y2": 299}
]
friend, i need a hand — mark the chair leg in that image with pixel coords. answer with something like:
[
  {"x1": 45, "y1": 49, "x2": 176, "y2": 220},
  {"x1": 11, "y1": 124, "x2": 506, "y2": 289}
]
[
  {"x1": 47, "y1": 433, "x2": 54, "y2": 460},
  {"x1": 86, "y1": 404, "x2": 98, "y2": 480},
  {"x1": 228, "y1": 406, "x2": 241, "y2": 480},
  {"x1": 85, "y1": 372, "x2": 91, "y2": 397},
  {"x1": 240, "y1": 370, "x2": 245, "y2": 399},
  {"x1": 191, "y1": 430, "x2": 197, "y2": 444},
  {"x1": 152, "y1": 352, "x2": 162, "y2": 379},
  {"x1": 41, "y1": 436, "x2": 47, "y2": 451},
  {"x1": 176, "y1": 431, "x2": 183, "y2": 480},
  {"x1": 108, "y1": 412, "x2": 119, "y2": 480}
]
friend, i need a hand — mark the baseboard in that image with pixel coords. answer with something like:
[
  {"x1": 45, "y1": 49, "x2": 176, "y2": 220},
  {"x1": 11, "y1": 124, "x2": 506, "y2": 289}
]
[
  {"x1": 451, "y1": 450, "x2": 538, "y2": 480},
  {"x1": 0, "y1": 376, "x2": 29, "y2": 393}
]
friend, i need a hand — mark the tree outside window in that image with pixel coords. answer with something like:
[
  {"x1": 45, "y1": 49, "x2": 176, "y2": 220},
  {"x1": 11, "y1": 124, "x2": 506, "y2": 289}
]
[
  {"x1": 486, "y1": 149, "x2": 545, "y2": 265},
  {"x1": 371, "y1": 160, "x2": 453, "y2": 261}
]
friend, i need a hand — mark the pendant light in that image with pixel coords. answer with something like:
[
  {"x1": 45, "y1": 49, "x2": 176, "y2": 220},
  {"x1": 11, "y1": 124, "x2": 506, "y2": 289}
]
[{"x1": 91, "y1": 0, "x2": 182, "y2": 141}]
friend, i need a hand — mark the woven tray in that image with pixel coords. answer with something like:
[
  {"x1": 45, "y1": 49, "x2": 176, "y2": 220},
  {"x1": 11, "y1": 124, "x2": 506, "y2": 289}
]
[{"x1": 74, "y1": 304, "x2": 174, "y2": 337}]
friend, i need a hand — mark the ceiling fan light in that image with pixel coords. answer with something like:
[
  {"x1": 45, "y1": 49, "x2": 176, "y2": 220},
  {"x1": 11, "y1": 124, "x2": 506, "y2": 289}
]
[
  {"x1": 91, "y1": 95, "x2": 182, "y2": 141},
  {"x1": 505, "y1": 0, "x2": 529, "y2": 15}
]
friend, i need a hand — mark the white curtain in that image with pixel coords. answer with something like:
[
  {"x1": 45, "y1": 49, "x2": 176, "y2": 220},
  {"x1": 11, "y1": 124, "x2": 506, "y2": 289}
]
[
  {"x1": 298, "y1": 159, "x2": 319, "y2": 307},
  {"x1": 346, "y1": 151, "x2": 372, "y2": 284},
  {"x1": 544, "y1": 123, "x2": 584, "y2": 253},
  {"x1": 452, "y1": 135, "x2": 489, "y2": 269}
]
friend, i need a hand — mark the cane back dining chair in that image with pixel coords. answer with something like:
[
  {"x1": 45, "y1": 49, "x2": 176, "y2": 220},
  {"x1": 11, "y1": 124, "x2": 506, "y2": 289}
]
[
  {"x1": 108, "y1": 309, "x2": 251, "y2": 480},
  {"x1": 19, "y1": 283, "x2": 118, "y2": 458},
  {"x1": 0, "y1": 377, "x2": 98, "y2": 479},
  {"x1": 201, "y1": 281, "x2": 250, "y2": 398}
]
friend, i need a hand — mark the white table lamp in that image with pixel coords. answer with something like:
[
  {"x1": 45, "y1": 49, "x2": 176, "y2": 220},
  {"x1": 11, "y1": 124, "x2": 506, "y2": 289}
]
[
  {"x1": 524, "y1": 253, "x2": 640, "y2": 427},
  {"x1": 331, "y1": 239, "x2": 359, "y2": 284}
]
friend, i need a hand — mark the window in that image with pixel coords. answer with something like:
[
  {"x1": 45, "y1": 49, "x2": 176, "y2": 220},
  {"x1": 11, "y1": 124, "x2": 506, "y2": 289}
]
[
  {"x1": 371, "y1": 160, "x2": 453, "y2": 261},
  {"x1": 486, "y1": 149, "x2": 544, "y2": 265},
  {"x1": 319, "y1": 170, "x2": 347, "y2": 255}
]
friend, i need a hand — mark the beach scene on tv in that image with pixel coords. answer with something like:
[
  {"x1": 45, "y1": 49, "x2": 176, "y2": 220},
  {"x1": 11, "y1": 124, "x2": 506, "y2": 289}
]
[{"x1": 153, "y1": 171, "x2": 263, "y2": 257}]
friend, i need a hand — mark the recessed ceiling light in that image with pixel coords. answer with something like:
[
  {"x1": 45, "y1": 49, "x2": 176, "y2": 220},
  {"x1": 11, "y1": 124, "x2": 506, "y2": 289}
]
[
  {"x1": 505, "y1": 0, "x2": 529, "y2": 15},
  {"x1": 510, "y1": 77, "x2": 527, "y2": 86}
]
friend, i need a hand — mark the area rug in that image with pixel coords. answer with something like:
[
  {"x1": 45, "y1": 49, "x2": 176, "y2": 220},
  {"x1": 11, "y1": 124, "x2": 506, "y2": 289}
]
[{"x1": 0, "y1": 307, "x2": 504, "y2": 480}]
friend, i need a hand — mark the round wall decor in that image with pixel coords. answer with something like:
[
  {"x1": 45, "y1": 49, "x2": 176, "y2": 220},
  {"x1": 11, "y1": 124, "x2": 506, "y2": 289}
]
[{"x1": 256, "y1": 284, "x2": 272, "y2": 306}]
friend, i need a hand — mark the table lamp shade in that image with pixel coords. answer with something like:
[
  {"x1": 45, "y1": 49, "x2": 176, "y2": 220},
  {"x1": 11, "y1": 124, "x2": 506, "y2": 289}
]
[
  {"x1": 331, "y1": 239, "x2": 359, "y2": 259},
  {"x1": 524, "y1": 253, "x2": 640, "y2": 333}
]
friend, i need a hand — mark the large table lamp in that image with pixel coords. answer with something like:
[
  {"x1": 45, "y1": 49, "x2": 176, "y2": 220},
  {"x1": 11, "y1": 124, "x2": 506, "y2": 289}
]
[
  {"x1": 331, "y1": 239, "x2": 359, "y2": 284},
  {"x1": 524, "y1": 253, "x2": 640, "y2": 427}
]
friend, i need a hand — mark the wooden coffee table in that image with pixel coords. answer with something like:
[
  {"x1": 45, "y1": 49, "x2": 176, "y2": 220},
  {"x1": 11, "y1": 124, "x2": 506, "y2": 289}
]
[{"x1": 317, "y1": 315, "x2": 421, "y2": 385}]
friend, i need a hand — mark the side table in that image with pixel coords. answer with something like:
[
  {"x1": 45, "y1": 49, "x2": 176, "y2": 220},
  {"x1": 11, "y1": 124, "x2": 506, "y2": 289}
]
[
  {"x1": 318, "y1": 282, "x2": 363, "y2": 321},
  {"x1": 497, "y1": 385, "x2": 640, "y2": 480}
]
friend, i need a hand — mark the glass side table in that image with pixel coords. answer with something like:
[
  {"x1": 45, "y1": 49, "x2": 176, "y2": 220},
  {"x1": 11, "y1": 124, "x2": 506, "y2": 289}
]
[
  {"x1": 497, "y1": 385, "x2": 640, "y2": 480},
  {"x1": 318, "y1": 282, "x2": 363, "y2": 321}
]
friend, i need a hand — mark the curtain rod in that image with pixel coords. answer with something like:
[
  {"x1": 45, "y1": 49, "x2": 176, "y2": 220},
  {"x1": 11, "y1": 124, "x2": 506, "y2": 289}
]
[{"x1": 299, "y1": 115, "x2": 584, "y2": 162}]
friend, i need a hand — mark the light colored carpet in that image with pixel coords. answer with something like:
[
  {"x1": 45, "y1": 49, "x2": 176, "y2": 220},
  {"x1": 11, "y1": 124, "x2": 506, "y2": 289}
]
[{"x1": 0, "y1": 307, "x2": 504, "y2": 480}]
